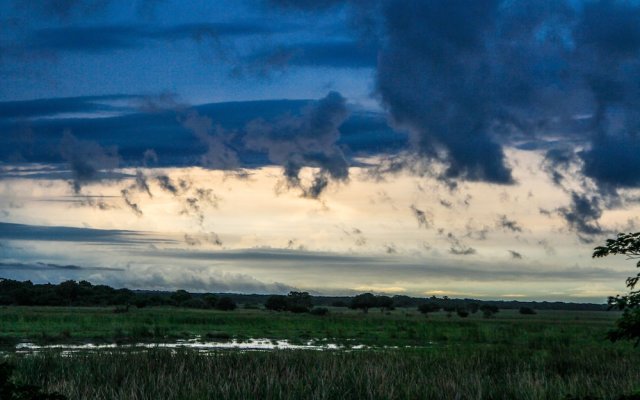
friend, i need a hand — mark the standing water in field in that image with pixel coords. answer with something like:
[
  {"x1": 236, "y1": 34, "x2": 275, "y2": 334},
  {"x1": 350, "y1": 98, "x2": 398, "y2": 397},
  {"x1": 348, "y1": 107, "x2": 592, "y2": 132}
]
[{"x1": 11, "y1": 338, "x2": 375, "y2": 355}]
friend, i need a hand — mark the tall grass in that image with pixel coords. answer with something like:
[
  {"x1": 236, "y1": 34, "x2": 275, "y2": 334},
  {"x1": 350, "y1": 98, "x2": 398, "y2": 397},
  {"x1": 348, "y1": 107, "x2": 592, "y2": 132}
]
[{"x1": 9, "y1": 345, "x2": 640, "y2": 400}]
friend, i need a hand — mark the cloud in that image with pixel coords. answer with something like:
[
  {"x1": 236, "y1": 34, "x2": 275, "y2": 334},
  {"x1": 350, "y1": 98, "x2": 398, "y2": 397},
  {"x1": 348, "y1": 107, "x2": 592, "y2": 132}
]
[
  {"x1": 0, "y1": 95, "x2": 137, "y2": 119},
  {"x1": 264, "y1": 0, "x2": 640, "y2": 195},
  {"x1": 496, "y1": 215, "x2": 523, "y2": 233},
  {"x1": 446, "y1": 232, "x2": 476, "y2": 256},
  {"x1": 59, "y1": 131, "x2": 120, "y2": 193},
  {"x1": 156, "y1": 174, "x2": 179, "y2": 195},
  {"x1": 409, "y1": 204, "x2": 432, "y2": 229},
  {"x1": 24, "y1": 23, "x2": 288, "y2": 53},
  {"x1": 0, "y1": 261, "x2": 123, "y2": 271},
  {"x1": 557, "y1": 191, "x2": 604, "y2": 240},
  {"x1": 244, "y1": 40, "x2": 377, "y2": 75},
  {"x1": 0, "y1": 222, "x2": 176, "y2": 245},
  {"x1": 180, "y1": 110, "x2": 240, "y2": 170},
  {"x1": 508, "y1": 250, "x2": 523, "y2": 259},
  {"x1": 245, "y1": 91, "x2": 350, "y2": 198}
]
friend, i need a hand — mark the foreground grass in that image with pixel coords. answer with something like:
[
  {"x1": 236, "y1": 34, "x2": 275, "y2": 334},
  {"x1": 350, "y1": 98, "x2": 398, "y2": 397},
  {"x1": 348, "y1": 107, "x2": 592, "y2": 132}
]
[{"x1": 7, "y1": 346, "x2": 640, "y2": 400}]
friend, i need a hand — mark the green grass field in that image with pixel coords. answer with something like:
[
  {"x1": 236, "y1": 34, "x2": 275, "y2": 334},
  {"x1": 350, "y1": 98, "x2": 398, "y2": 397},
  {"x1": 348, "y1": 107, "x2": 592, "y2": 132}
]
[{"x1": 2, "y1": 307, "x2": 639, "y2": 399}]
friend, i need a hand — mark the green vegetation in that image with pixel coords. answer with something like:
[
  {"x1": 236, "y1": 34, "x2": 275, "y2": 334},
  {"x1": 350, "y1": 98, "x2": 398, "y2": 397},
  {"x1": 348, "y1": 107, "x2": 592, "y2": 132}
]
[
  {"x1": 2, "y1": 276, "x2": 638, "y2": 399},
  {"x1": 593, "y1": 232, "x2": 640, "y2": 345},
  {"x1": 0, "y1": 306, "x2": 620, "y2": 348},
  {"x1": 1, "y1": 306, "x2": 639, "y2": 399},
  {"x1": 3, "y1": 343, "x2": 640, "y2": 399}
]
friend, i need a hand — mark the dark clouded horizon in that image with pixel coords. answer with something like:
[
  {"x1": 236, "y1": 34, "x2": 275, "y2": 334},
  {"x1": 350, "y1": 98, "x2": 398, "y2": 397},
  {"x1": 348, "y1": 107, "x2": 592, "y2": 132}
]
[{"x1": 1, "y1": 0, "x2": 640, "y2": 301}]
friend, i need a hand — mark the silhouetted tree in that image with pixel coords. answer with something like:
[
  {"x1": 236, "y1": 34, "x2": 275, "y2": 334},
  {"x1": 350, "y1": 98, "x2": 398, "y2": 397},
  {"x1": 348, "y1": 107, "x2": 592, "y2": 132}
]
[
  {"x1": 265, "y1": 295, "x2": 288, "y2": 311},
  {"x1": 350, "y1": 293, "x2": 377, "y2": 313},
  {"x1": 215, "y1": 296, "x2": 237, "y2": 311},
  {"x1": 456, "y1": 308, "x2": 469, "y2": 318},
  {"x1": 519, "y1": 307, "x2": 536, "y2": 315},
  {"x1": 377, "y1": 295, "x2": 395, "y2": 311},
  {"x1": 480, "y1": 304, "x2": 499, "y2": 318},
  {"x1": 418, "y1": 302, "x2": 441, "y2": 316},
  {"x1": 593, "y1": 232, "x2": 640, "y2": 345},
  {"x1": 286, "y1": 291, "x2": 312, "y2": 313},
  {"x1": 170, "y1": 289, "x2": 191, "y2": 305},
  {"x1": 203, "y1": 294, "x2": 219, "y2": 308}
]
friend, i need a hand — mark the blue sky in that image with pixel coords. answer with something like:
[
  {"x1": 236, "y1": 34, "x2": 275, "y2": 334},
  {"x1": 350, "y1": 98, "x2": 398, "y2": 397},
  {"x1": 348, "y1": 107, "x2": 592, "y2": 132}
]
[{"x1": 1, "y1": 0, "x2": 640, "y2": 301}]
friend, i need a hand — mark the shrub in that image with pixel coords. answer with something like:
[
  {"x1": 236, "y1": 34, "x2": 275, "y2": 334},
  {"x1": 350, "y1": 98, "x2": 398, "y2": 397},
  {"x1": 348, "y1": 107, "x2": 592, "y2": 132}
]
[
  {"x1": 310, "y1": 307, "x2": 329, "y2": 316},
  {"x1": 215, "y1": 297, "x2": 237, "y2": 311},
  {"x1": 418, "y1": 303, "x2": 441, "y2": 315},
  {"x1": 519, "y1": 307, "x2": 536, "y2": 315},
  {"x1": 265, "y1": 295, "x2": 288, "y2": 311}
]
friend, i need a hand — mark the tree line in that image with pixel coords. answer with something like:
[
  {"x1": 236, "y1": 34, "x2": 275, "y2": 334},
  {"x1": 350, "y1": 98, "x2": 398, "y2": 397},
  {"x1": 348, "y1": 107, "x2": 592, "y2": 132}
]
[{"x1": 0, "y1": 278, "x2": 605, "y2": 313}]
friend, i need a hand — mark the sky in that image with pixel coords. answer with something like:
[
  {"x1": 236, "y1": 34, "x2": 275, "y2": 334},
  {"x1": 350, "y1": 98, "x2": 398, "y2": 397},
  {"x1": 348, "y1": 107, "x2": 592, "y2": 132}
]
[{"x1": 1, "y1": 0, "x2": 640, "y2": 302}]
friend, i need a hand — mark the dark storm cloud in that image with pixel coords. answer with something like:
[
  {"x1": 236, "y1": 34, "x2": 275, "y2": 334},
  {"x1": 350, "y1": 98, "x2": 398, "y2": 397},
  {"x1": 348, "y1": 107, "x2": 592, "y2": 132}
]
[
  {"x1": 0, "y1": 222, "x2": 176, "y2": 245},
  {"x1": 264, "y1": 0, "x2": 640, "y2": 194},
  {"x1": 0, "y1": 261, "x2": 123, "y2": 271},
  {"x1": 580, "y1": 134, "x2": 640, "y2": 189},
  {"x1": 24, "y1": 22, "x2": 287, "y2": 53},
  {"x1": 0, "y1": 97, "x2": 399, "y2": 171},
  {"x1": 245, "y1": 91, "x2": 350, "y2": 198},
  {"x1": 13, "y1": 0, "x2": 109, "y2": 19},
  {"x1": 59, "y1": 131, "x2": 120, "y2": 193},
  {"x1": 0, "y1": 95, "x2": 137, "y2": 119},
  {"x1": 557, "y1": 192, "x2": 604, "y2": 239},
  {"x1": 246, "y1": 40, "x2": 377, "y2": 73},
  {"x1": 542, "y1": 148, "x2": 577, "y2": 187}
]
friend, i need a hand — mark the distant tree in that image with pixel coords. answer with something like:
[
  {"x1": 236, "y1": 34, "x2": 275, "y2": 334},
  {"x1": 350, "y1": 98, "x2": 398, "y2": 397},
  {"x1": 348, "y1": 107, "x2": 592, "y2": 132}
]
[
  {"x1": 203, "y1": 294, "x2": 219, "y2": 308},
  {"x1": 519, "y1": 307, "x2": 536, "y2": 315},
  {"x1": 331, "y1": 300, "x2": 348, "y2": 307},
  {"x1": 468, "y1": 302, "x2": 480, "y2": 314},
  {"x1": 170, "y1": 289, "x2": 192, "y2": 305},
  {"x1": 376, "y1": 295, "x2": 395, "y2": 312},
  {"x1": 350, "y1": 293, "x2": 377, "y2": 313},
  {"x1": 287, "y1": 291, "x2": 312, "y2": 313},
  {"x1": 182, "y1": 298, "x2": 208, "y2": 309},
  {"x1": 418, "y1": 302, "x2": 441, "y2": 316},
  {"x1": 456, "y1": 308, "x2": 469, "y2": 318},
  {"x1": 265, "y1": 295, "x2": 288, "y2": 311},
  {"x1": 215, "y1": 296, "x2": 237, "y2": 311},
  {"x1": 310, "y1": 307, "x2": 329, "y2": 316},
  {"x1": 480, "y1": 304, "x2": 499, "y2": 318},
  {"x1": 593, "y1": 232, "x2": 640, "y2": 345}
]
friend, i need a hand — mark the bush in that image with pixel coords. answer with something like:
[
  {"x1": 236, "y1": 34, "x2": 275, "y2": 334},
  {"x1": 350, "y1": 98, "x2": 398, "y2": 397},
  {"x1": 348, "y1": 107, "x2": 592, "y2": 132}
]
[
  {"x1": 480, "y1": 305, "x2": 499, "y2": 318},
  {"x1": 265, "y1": 295, "x2": 288, "y2": 311},
  {"x1": 310, "y1": 307, "x2": 329, "y2": 316},
  {"x1": 456, "y1": 308, "x2": 469, "y2": 318},
  {"x1": 181, "y1": 298, "x2": 208, "y2": 309},
  {"x1": 519, "y1": 307, "x2": 536, "y2": 315},
  {"x1": 215, "y1": 297, "x2": 237, "y2": 311},
  {"x1": 418, "y1": 303, "x2": 441, "y2": 315}
]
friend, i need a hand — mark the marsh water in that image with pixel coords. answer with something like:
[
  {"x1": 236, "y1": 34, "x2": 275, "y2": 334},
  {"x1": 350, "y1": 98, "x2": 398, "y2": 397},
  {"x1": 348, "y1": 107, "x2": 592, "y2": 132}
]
[{"x1": 9, "y1": 338, "x2": 379, "y2": 356}]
